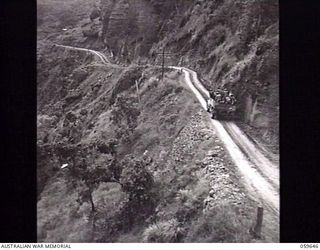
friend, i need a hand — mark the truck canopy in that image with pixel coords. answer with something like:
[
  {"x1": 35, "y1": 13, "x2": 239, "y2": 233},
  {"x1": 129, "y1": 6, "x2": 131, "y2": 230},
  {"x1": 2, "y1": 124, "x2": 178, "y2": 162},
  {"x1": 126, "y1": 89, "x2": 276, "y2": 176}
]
[
  {"x1": 209, "y1": 89, "x2": 236, "y2": 105},
  {"x1": 207, "y1": 89, "x2": 237, "y2": 120}
]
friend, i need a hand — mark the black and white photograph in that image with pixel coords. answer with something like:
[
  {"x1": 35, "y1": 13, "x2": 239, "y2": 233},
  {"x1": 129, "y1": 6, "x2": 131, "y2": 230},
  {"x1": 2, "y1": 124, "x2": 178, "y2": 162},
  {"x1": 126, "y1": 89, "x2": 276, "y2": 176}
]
[{"x1": 36, "y1": 0, "x2": 279, "y2": 243}]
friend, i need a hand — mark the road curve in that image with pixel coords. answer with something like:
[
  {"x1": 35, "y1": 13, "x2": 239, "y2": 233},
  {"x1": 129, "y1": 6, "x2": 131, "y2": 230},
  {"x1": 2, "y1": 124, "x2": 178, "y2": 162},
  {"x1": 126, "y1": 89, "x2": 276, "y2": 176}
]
[
  {"x1": 55, "y1": 44, "x2": 110, "y2": 64},
  {"x1": 51, "y1": 45, "x2": 279, "y2": 213},
  {"x1": 169, "y1": 66, "x2": 279, "y2": 214}
]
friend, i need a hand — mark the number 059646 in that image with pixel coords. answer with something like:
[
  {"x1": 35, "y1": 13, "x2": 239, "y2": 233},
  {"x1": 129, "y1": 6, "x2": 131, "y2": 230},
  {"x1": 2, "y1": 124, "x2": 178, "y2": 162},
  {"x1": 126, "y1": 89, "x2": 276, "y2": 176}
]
[{"x1": 300, "y1": 244, "x2": 318, "y2": 248}]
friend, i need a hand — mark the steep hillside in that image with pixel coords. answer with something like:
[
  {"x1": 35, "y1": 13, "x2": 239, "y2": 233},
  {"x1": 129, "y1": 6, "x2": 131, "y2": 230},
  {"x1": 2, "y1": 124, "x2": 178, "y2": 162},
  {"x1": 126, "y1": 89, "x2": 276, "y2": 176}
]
[
  {"x1": 37, "y1": 46, "x2": 262, "y2": 242},
  {"x1": 37, "y1": 0, "x2": 279, "y2": 243},
  {"x1": 37, "y1": 0, "x2": 104, "y2": 49},
  {"x1": 99, "y1": 0, "x2": 279, "y2": 151}
]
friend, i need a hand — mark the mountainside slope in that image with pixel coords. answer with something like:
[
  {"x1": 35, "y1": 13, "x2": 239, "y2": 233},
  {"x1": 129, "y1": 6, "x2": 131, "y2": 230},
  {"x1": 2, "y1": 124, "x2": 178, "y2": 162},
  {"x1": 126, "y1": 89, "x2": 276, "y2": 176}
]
[
  {"x1": 99, "y1": 0, "x2": 279, "y2": 150},
  {"x1": 37, "y1": 47, "x2": 262, "y2": 242},
  {"x1": 37, "y1": 0, "x2": 279, "y2": 242}
]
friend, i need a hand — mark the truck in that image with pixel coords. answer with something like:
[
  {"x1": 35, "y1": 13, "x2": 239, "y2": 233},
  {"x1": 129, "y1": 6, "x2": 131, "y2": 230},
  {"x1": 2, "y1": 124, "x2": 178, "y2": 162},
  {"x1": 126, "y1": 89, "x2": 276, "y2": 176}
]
[{"x1": 206, "y1": 89, "x2": 237, "y2": 120}]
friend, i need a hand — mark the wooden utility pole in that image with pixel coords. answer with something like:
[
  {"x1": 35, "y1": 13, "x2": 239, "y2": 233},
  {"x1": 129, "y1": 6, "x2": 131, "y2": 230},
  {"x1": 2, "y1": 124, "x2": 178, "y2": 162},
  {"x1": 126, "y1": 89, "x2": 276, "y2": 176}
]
[
  {"x1": 162, "y1": 47, "x2": 165, "y2": 80},
  {"x1": 155, "y1": 48, "x2": 179, "y2": 81},
  {"x1": 154, "y1": 46, "x2": 191, "y2": 81},
  {"x1": 250, "y1": 206, "x2": 264, "y2": 238},
  {"x1": 135, "y1": 80, "x2": 140, "y2": 103}
]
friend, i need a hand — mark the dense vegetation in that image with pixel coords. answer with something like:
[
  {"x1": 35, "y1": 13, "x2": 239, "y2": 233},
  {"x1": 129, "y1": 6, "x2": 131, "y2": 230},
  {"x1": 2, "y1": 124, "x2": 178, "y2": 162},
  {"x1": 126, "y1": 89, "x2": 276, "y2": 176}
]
[{"x1": 37, "y1": 0, "x2": 278, "y2": 242}]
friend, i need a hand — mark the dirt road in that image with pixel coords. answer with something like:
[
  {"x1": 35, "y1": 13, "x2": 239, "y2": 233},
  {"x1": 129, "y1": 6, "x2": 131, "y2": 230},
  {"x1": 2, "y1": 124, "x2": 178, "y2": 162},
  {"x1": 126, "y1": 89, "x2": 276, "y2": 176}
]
[
  {"x1": 55, "y1": 44, "x2": 279, "y2": 216},
  {"x1": 55, "y1": 44, "x2": 110, "y2": 64},
  {"x1": 170, "y1": 66, "x2": 279, "y2": 214}
]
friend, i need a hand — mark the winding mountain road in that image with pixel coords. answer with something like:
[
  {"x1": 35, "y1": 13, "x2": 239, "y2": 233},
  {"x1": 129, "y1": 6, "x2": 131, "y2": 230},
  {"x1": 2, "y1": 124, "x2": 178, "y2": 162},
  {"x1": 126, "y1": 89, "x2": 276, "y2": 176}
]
[
  {"x1": 55, "y1": 44, "x2": 110, "y2": 64},
  {"x1": 170, "y1": 66, "x2": 279, "y2": 215},
  {"x1": 56, "y1": 44, "x2": 279, "y2": 215}
]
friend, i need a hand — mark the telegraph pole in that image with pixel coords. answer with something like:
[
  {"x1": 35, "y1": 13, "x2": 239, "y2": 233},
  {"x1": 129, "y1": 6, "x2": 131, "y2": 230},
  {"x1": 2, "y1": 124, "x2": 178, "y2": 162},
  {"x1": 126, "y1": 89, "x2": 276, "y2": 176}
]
[
  {"x1": 154, "y1": 46, "x2": 190, "y2": 81},
  {"x1": 155, "y1": 47, "x2": 177, "y2": 81},
  {"x1": 162, "y1": 47, "x2": 165, "y2": 80},
  {"x1": 135, "y1": 80, "x2": 140, "y2": 103}
]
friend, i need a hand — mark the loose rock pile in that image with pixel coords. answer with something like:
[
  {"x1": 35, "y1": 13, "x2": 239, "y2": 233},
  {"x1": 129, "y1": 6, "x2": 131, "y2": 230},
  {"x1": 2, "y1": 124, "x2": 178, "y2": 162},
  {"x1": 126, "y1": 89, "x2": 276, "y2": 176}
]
[
  {"x1": 169, "y1": 110, "x2": 252, "y2": 216},
  {"x1": 201, "y1": 137, "x2": 253, "y2": 217},
  {"x1": 170, "y1": 112, "x2": 210, "y2": 164}
]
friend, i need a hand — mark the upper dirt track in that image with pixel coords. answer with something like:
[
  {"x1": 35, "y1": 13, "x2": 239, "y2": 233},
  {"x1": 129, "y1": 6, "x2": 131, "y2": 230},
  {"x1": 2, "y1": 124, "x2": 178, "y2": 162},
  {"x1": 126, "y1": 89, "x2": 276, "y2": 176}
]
[
  {"x1": 56, "y1": 44, "x2": 279, "y2": 215},
  {"x1": 55, "y1": 44, "x2": 110, "y2": 64}
]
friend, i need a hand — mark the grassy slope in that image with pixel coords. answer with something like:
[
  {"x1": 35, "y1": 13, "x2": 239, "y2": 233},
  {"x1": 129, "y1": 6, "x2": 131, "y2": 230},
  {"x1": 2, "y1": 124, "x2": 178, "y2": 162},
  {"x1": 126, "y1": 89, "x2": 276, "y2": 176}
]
[
  {"x1": 37, "y1": 45, "x2": 257, "y2": 241},
  {"x1": 37, "y1": 0, "x2": 278, "y2": 242}
]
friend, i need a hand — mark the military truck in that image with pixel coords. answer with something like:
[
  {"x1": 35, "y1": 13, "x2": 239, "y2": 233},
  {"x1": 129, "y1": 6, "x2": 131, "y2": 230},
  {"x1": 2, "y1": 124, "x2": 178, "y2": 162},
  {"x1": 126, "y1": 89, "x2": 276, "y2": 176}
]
[{"x1": 206, "y1": 89, "x2": 237, "y2": 120}]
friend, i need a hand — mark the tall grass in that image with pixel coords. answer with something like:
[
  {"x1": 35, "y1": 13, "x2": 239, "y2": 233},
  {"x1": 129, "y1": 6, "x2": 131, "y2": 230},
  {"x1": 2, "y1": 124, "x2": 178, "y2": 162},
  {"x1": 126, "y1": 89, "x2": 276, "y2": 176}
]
[{"x1": 185, "y1": 202, "x2": 252, "y2": 242}]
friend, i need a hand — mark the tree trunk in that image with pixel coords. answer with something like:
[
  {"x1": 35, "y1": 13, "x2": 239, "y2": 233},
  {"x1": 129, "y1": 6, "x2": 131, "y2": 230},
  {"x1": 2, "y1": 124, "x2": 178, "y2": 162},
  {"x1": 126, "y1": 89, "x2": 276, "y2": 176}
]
[{"x1": 89, "y1": 191, "x2": 95, "y2": 212}]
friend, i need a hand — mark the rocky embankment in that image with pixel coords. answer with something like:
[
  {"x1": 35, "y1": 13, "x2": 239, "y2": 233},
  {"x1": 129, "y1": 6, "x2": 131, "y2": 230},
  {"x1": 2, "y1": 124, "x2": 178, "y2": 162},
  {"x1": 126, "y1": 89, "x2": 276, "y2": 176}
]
[{"x1": 169, "y1": 111, "x2": 255, "y2": 218}]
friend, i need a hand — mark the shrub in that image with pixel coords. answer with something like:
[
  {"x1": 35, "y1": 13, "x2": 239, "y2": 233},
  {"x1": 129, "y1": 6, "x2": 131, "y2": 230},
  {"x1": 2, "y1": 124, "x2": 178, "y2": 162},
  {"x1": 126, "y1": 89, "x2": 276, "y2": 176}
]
[
  {"x1": 174, "y1": 178, "x2": 210, "y2": 223},
  {"x1": 90, "y1": 8, "x2": 100, "y2": 21},
  {"x1": 110, "y1": 95, "x2": 141, "y2": 133},
  {"x1": 120, "y1": 156, "x2": 154, "y2": 202},
  {"x1": 142, "y1": 219, "x2": 184, "y2": 242},
  {"x1": 185, "y1": 202, "x2": 251, "y2": 242},
  {"x1": 109, "y1": 67, "x2": 142, "y2": 105}
]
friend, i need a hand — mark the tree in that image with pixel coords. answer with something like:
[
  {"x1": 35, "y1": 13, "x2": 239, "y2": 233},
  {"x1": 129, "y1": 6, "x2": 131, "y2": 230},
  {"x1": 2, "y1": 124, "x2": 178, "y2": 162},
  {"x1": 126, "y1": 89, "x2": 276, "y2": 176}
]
[
  {"x1": 78, "y1": 181, "x2": 96, "y2": 212},
  {"x1": 90, "y1": 8, "x2": 100, "y2": 21},
  {"x1": 120, "y1": 156, "x2": 154, "y2": 202},
  {"x1": 60, "y1": 141, "x2": 121, "y2": 213},
  {"x1": 96, "y1": 139, "x2": 118, "y2": 156}
]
